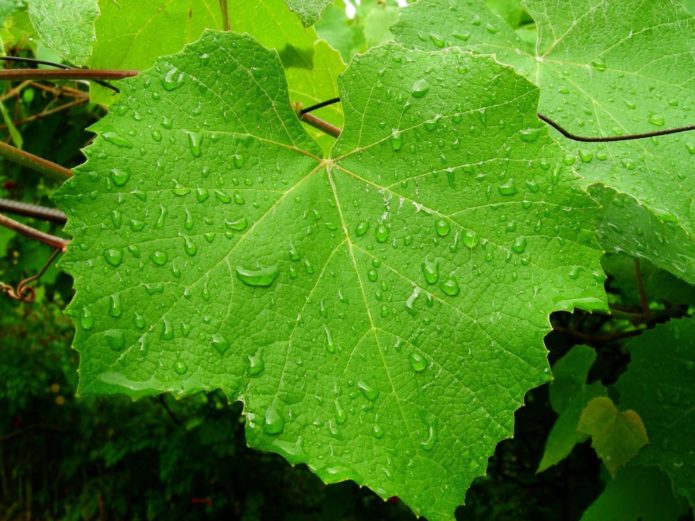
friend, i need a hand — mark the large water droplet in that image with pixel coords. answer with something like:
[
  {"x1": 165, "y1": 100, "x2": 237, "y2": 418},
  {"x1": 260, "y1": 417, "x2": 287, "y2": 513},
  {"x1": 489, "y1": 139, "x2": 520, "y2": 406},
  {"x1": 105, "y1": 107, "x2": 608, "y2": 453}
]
[
  {"x1": 409, "y1": 352, "x2": 428, "y2": 372},
  {"x1": 102, "y1": 132, "x2": 134, "y2": 149},
  {"x1": 161, "y1": 65, "x2": 185, "y2": 91},
  {"x1": 498, "y1": 179, "x2": 517, "y2": 196},
  {"x1": 434, "y1": 219, "x2": 450, "y2": 237},
  {"x1": 236, "y1": 265, "x2": 279, "y2": 287},
  {"x1": 150, "y1": 250, "x2": 168, "y2": 266},
  {"x1": 263, "y1": 405, "x2": 285, "y2": 435},
  {"x1": 109, "y1": 294, "x2": 122, "y2": 317},
  {"x1": 375, "y1": 224, "x2": 389, "y2": 243},
  {"x1": 174, "y1": 360, "x2": 188, "y2": 375},
  {"x1": 161, "y1": 319, "x2": 174, "y2": 340},
  {"x1": 211, "y1": 334, "x2": 230, "y2": 355},
  {"x1": 80, "y1": 307, "x2": 94, "y2": 330},
  {"x1": 462, "y1": 230, "x2": 479, "y2": 249},
  {"x1": 248, "y1": 351, "x2": 265, "y2": 376},
  {"x1": 648, "y1": 114, "x2": 665, "y2": 127},
  {"x1": 440, "y1": 277, "x2": 460, "y2": 297},
  {"x1": 421, "y1": 258, "x2": 439, "y2": 285},
  {"x1": 421, "y1": 422, "x2": 438, "y2": 450},
  {"x1": 411, "y1": 78, "x2": 430, "y2": 99},
  {"x1": 187, "y1": 131, "x2": 202, "y2": 157},
  {"x1": 324, "y1": 325, "x2": 336, "y2": 353},
  {"x1": 103, "y1": 248, "x2": 123, "y2": 267},
  {"x1": 519, "y1": 128, "x2": 540, "y2": 143},
  {"x1": 357, "y1": 380, "x2": 379, "y2": 401},
  {"x1": 511, "y1": 236, "x2": 527, "y2": 254},
  {"x1": 590, "y1": 58, "x2": 607, "y2": 72},
  {"x1": 104, "y1": 330, "x2": 125, "y2": 351},
  {"x1": 110, "y1": 168, "x2": 131, "y2": 187},
  {"x1": 372, "y1": 424, "x2": 385, "y2": 439},
  {"x1": 390, "y1": 129, "x2": 402, "y2": 151},
  {"x1": 355, "y1": 221, "x2": 369, "y2": 237},
  {"x1": 334, "y1": 399, "x2": 347, "y2": 425},
  {"x1": 183, "y1": 236, "x2": 197, "y2": 256}
]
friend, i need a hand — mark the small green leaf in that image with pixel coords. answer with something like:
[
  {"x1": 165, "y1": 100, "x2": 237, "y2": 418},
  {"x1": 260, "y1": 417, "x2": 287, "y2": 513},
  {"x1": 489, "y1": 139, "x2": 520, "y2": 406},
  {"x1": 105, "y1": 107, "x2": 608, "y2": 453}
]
[
  {"x1": 285, "y1": 0, "x2": 332, "y2": 26},
  {"x1": 581, "y1": 465, "x2": 689, "y2": 521},
  {"x1": 578, "y1": 397, "x2": 648, "y2": 477},
  {"x1": 26, "y1": 0, "x2": 99, "y2": 65},
  {"x1": 538, "y1": 345, "x2": 606, "y2": 472},
  {"x1": 618, "y1": 318, "x2": 695, "y2": 507},
  {"x1": 56, "y1": 31, "x2": 606, "y2": 520}
]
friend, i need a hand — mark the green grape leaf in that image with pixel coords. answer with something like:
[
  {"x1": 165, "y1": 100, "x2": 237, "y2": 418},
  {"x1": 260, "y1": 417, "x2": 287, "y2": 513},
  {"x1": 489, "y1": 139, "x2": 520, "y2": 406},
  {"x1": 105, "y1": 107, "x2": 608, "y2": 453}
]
[
  {"x1": 577, "y1": 397, "x2": 648, "y2": 477},
  {"x1": 618, "y1": 318, "x2": 695, "y2": 506},
  {"x1": 393, "y1": 0, "x2": 695, "y2": 284},
  {"x1": 538, "y1": 345, "x2": 605, "y2": 472},
  {"x1": 285, "y1": 0, "x2": 332, "y2": 26},
  {"x1": 26, "y1": 0, "x2": 99, "y2": 65},
  {"x1": 56, "y1": 31, "x2": 606, "y2": 520},
  {"x1": 581, "y1": 465, "x2": 689, "y2": 521}
]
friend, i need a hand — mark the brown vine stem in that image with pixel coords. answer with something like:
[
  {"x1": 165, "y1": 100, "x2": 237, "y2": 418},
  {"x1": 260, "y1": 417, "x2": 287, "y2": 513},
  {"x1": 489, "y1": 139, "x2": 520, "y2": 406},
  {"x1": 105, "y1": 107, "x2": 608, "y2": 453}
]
[
  {"x1": 300, "y1": 113, "x2": 341, "y2": 138},
  {"x1": 0, "y1": 140, "x2": 72, "y2": 180},
  {"x1": 0, "y1": 198, "x2": 67, "y2": 224},
  {"x1": 219, "y1": 0, "x2": 231, "y2": 31},
  {"x1": 0, "y1": 68, "x2": 139, "y2": 82},
  {"x1": 0, "y1": 212, "x2": 69, "y2": 251},
  {"x1": 538, "y1": 112, "x2": 695, "y2": 142}
]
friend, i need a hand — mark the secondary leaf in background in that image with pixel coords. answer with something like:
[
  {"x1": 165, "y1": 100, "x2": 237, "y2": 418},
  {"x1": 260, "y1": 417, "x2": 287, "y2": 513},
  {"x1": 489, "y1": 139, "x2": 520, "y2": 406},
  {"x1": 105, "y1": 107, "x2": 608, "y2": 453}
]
[
  {"x1": 577, "y1": 396, "x2": 648, "y2": 477},
  {"x1": 56, "y1": 31, "x2": 606, "y2": 520},
  {"x1": 316, "y1": 0, "x2": 403, "y2": 62},
  {"x1": 618, "y1": 318, "x2": 695, "y2": 507},
  {"x1": 580, "y1": 465, "x2": 689, "y2": 521},
  {"x1": 393, "y1": 0, "x2": 695, "y2": 284},
  {"x1": 89, "y1": 0, "x2": 343, "y2": 150},
  {"x1": 27, "y1": 0, "x2": 99, "y2": 66},
  {"x1": 286, "y1": 0, "x2": 332, "y2": 26},
  {"x1": 538, "y1": 345, "x2": 605, "y2": 472}
]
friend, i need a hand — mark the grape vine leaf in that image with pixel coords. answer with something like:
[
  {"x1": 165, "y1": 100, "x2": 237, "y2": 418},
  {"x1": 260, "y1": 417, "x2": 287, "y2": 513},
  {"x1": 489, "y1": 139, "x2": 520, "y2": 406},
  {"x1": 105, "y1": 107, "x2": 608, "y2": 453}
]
[
  {"x1": 285, "y1": 0, "x2": 332, "y2": 26},
  {"x1": 581, "y1": 464, "x2": 689, "y2": 521},
  {"x1": 55, "y1": 30, "x2": 606, "y2": 520},
  {"x1": 88, "y1": 0, "x2": 344, "y2": 151},
  {"x1": 617, "y1": 318, "x2": 695, "y2": 507},
  {"x1": 577, "y1": 396, "x2": 648, "y2": 477},
  {"x1": 26, "y1": 0, "x2": 99, "y2": 66},
  {"x1": 393, "y1": 0, "x2": 695, "y2": 284},
  {"x1": 538, "y1": 345, "x2": 605, "y2": 472}
]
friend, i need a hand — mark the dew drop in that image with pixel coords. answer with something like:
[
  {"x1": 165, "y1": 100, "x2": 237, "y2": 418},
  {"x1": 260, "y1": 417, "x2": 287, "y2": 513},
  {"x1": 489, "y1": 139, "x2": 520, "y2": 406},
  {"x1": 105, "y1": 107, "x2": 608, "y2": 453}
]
[
  {"x1": 103, "y1": 248, "x2": 123, "y2": 267},
  {"x1": 440, "y1": 277, "x2": 460, "y2": 297},
  {"x1": 109, "y1": 294, "x2": 122, "y2": 318},
  {"x1": 357, "y1": 380, "x2": 379, "y2": 401},
  {"x1": 390, "y1": 129, "x2": 402, "y2": 151},
  {"x1": 248, "y1": 351, "x2": 265, "y2": 376},
  {"x1": 591, "y1": 58, "x2": 607, "y2": 72},
  {"x1": 161, "y1": 65, "x2": 184, "y2": 91},
  {"x1": 421, "y1": 259, "x2": 439, "y2": 285},
  {"x1": 226, "y1": 216, "x2": 248, "y2": 231},
  {"x1": 355, "y1": 221, "x2": 369, "y2": 237},
  {"x1": 411, "y1": 78, "x2": 430, "y2": 99},
  {"x1": 80, "y1": 307, "x2": 94, "y2": 330},
  {"x1": 324, "y1": 325, "x2": 336, "y2": 353},
  {"x1": 648, "y1": 114, "x2": 665, "y2": 127},
  {"x1": 183, "y1": 236, "x2": 197, "y2": 256},
  {"x1": 375, "y1": 224, "x2": 389, "y2": 243},
  {"x1": 462, "y1": 230, "x2": 479, "y2": 249},
  {"x1": 511, "y1": 236, "x2": 527, "y2": 254},
  {"x1": 134, "y1": 313, "x2": 145, "y2": 329},
  {"x1": 421, "y1": 422, "x2": 438, "y2": 450},
  {"x1": 104, "y1": 330, "x2": 126, "y2": 351},
  {"x1": 160, "y1": 319, "x2": 174, "y2": 340},
  {"x1": 102, "y1": 132, "x2": 134, "y2": 149},
  {"x1": 498, "y1": 179, "x2": 517, "y2": 196},
  {"x1": 409, "y1": 352, "x2": 428, "y2": 372},
  {"x1": 187, "y1": 131, "x2": 202, "y2": 157},
  {"x1": 434, "y1": 219, "x2": 450, "y2": 237},
  {"x1": 334, "y1": 399, "x2": 347, "y2": 424},
  {"x1": 211, "y1": 334, "x2": 230, "y2": 355},
  {"x1": 150, "y1": 250, "x2": 168, "y2": 266},
  {"x1": 372, "y1": 424, "x2": 385, "y2": 439},
  {"x1": 263, "y1": 406, "x2": 285, "y2": 435},
  {"x1": 109, "y1": 168, "x2": 131, "y2": 187},
  {"x1": 174, "y1": 360, "x2": 188, "y2": 375},
  {"x1": 236, "y1": 265, "x2": 279, "y2": 287},
  {"x1": 519, "y1": 128, "x2": 541, "y2": 143}
]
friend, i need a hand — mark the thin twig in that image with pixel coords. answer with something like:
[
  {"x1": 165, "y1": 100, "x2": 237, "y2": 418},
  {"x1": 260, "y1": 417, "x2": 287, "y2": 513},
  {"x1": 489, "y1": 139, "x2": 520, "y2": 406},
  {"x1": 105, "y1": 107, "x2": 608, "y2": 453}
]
[
  {"x1": 0, "y1": 212, "x2": 69, "y2": 251},
  {"x1": 0, "y1": 80, "x2": 32, "y2": 102},
  {"x1": 0, "y1": 198, "x2": 67, "y2": 224},
  {"x1": 0, "y1": 68, "x2": 138, "y2": 82},
  {"x1": 300, "y1": 97, "x2": 341, "y2": 115},
  {"x1": 219, "y1": 0, "x2": 231, "y2": 31},
  {"x1": 0, "y1": 140, "x2": 72, "y2": 180},
  {"x1": 1, "y1": 97, "x2": 88, "y2": 128},
  {"x1": 634, "y1": 259, "x2": 650, "y2": 317},
  {"x1": 538, "y1": 113, "x2": 695, "y2": 143},
  {"x1": 1, "y1": 248, "x2": 62, "y2": 302},
  {"x1": 300, "y1": 112, "x2": 341, "y2": 138},
  {"x1": 30, "y1": 82, "x2": 84, "y2": 98}
]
